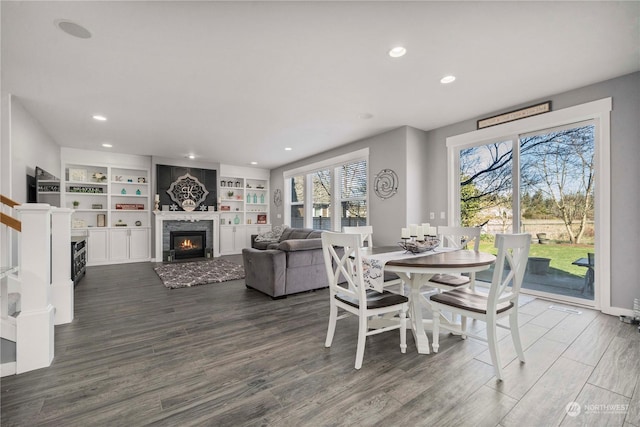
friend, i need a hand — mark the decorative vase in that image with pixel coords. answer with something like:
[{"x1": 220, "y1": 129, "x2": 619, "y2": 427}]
[
  {"x1": 253, "y1": 193, "x2": 257, "y2": 203},
  {"x1": 260, "y1": 193, "x2": 264, "y2": 204},
  {"x1": 234, "y1": 215, "x2": 240, "y2": 225}
]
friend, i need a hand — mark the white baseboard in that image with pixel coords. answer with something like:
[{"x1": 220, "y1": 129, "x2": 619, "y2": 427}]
[{"x1": 0, "y1": 361, "x2": 16, "y2": 377}]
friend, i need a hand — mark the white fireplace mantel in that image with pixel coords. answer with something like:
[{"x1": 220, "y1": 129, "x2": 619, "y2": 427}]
[{"x1": 154, "y1": 211, "x2": 219, "y2": 261}]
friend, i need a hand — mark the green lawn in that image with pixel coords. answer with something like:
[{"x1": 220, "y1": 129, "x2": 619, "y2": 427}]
[{"x1": 478, "y1": 239, "x2": 593, "y2": 277}]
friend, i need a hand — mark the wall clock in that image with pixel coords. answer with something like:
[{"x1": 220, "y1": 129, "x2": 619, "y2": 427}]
[{"x1": 373, "y1": 169, "x2": 398, "y2": 199}]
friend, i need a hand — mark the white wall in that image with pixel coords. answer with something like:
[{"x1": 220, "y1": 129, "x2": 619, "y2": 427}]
[{"x1": 8, "y1": 96, "x2": 61, "y2": 203}]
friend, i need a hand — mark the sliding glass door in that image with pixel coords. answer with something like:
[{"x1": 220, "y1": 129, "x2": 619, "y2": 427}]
[{"x1": 458, "y1": 122, "x2": 596, "y2": 305}]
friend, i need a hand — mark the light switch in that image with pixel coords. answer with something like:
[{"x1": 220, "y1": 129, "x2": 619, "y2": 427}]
[
  {"x1": 440, "y1": 211, "x2": 446, "y2": 219},
  {"x1": 277, "y1": 213, "x2": 282, "y2": 219},
  {"x1": 429, "y1": 212, "x2": 435, "y2": 220}
]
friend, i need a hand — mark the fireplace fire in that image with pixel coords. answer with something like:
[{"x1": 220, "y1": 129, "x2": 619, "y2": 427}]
[{"x1": 170, "y1": 231, "x2": 206, "y2": 260}]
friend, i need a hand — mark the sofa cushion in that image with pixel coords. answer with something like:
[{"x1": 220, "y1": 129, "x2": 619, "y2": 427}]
[
  {"x1": 280, "y1": 228, "x2": 316, "y2": 241},
  {"x1": 277, "y1": 238, "x2": 323, "y2": 252}
]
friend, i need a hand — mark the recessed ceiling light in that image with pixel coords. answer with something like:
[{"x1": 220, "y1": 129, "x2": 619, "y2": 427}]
[
  {"x1": 92, "y1": 115, "x2": 107, "y2": 121},
  {"x1": 101, "y1": 143, "x2": 112, "y2": 148},
  {"x1": 284, "y1": 147, "x2": 292, "y2": 151},
  {"x1": 388, "y1": 46, "x2": 407, "y2": 58},
  {"x1": 186, "y1": 154, "x2": 195, "y2": 160},
  {"x1": 250, "y1": 161, "x2": 258, "y2": 165},
  {"x1": 358, "y1": 113, "x2": 373, "y2": 120},
  {"x1": 440, "y1": 75, "x2": 456, "y2": 84},
  {"x1": 55, "y1": 19, "x2": 92, "y2": 39}
]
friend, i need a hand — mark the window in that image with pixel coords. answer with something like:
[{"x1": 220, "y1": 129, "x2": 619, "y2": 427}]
[
  {"x1": 447, "y1": 98, "x2": 611, "y2": 310},
  {"x1": 312, "y1": 169, "x2": 332, "y2": 230},
  {"x1": 339, "y1": 159, "x2": 367, "y2": 228},
  {"x1": 289, "y1": 175, "x2": 304, "y2": 228},
  {"x1": 284, "y1": 149, "x2": 368, "y2": 231}
]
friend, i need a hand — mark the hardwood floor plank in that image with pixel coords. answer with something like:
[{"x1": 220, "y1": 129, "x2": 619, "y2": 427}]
[
  {"x1": 543, "y1": 307, "x2": 599, "y2": 344},
  {"x1": 560, "y1": 383, "x2": 631, "y2": 426},
  {"x1": 588, "y1": 336, "x2": 640, "y2": 398},
  {"x1": 500, "y1": 356, "x2": 593, "y2": 427},
  {"x1": 474, "y1": 321, "x2": 549, "y2": 368},
  {"x1": 562, "y1": 312, "x2": 623, "y2": 366},
  {"x1": 1, "y1": 261, "x2": 634, "y2": 426},
  {"x1": 487, "y1": 337, "x2": 571, "y2": 400}
]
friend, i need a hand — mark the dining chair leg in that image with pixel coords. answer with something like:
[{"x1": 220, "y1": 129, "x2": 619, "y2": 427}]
[
  {"x1": 509, "y1": 311, "x2": 526, "y2": 363},
  {"x1": 460, "y1": 315, "x2": 467, "y2": 339},
  {"x1": 431, "y1": 307, "x2": 440, "y2": 353},
  {"x1": 399, "y1": 308, "x2": 407, "y2": 354},
  {"x1": 355, "y1": 315, "x2": 368, "y2": 369},
  {"x1": 486, "y1": 316, "x2": 503, "y2": 381},
  {"x1": 325, "y1": 304, "x2": 338, "y2": 347}
]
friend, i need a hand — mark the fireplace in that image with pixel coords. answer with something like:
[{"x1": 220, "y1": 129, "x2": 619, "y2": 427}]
[{"x1": 170, "y1": 231, "x2": 206, "y2": 260}]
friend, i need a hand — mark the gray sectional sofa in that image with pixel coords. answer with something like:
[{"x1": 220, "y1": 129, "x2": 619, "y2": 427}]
[{"x1": 242, "y1": 227, "x2": 328, "y2": 298}]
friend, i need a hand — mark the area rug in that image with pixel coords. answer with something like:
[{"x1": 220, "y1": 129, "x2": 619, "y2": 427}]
[{"x1": 154, "y1": 258, "x2": 245, "y2": 289}]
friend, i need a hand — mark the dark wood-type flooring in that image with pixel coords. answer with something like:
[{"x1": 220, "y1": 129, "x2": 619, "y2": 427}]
[{"x1": 2, "y1": 257, "x2": 639, "y2": 426}]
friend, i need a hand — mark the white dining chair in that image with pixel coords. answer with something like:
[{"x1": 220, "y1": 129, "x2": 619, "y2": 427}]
[
  {"x1": 430, "y1": 233, "x2": 531, "y2": 381},
  {"x1": 342, "y1": 225, "x2": 374, "y2": 247},
  {"x1": 343, "y1": 225, "x2": 403, "y2": 291},
  {"x1": 429, "y1": 226, "x2": 482, "y2": 290},
  {"x1": 321, "y1": 231, "x2": 409, "y2": 369}
]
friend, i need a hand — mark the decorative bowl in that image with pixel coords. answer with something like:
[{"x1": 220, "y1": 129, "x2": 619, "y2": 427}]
[{"x1": 398, "y1": 237, "x2": 440, "y2": 254}]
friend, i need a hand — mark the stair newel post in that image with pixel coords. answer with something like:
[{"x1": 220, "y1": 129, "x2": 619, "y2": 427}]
[
  {"x1": 14, "y1": 203, "x2": 55, "y2": 373},
  {"x1": 51, "y1": 208, "x2": 74, "y2": 325}
]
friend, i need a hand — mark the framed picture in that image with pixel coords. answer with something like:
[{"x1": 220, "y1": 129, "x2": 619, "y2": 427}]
[
  {"x1": 138, "y1": 177, "x2": 146, "y2": 183},
  {"x1": 97, "y1": 214, "x2": 106, "y2": 227},
  {"x1": 257, "y1": 214, "x2": 267, "y2": 224},
  {"x1": 69, "y1": 168, "x2": 87, "y2": 182}
]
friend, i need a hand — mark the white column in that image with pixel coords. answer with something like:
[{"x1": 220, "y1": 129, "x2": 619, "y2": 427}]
[
  {"x1": 14, "y1": 203, "x2": 55, "y2": 374},
  {"x1": 51, "y1": 208, "x2": 74, "y2": 325}
]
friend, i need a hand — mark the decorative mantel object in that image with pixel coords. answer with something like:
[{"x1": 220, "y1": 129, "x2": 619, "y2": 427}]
[
  {"x1": 477, "y1": 101, "x2": 551, "y2": 129},
  {"x1": 373, "y1": 169, "x2": 398, "y2": 199},
  {"x1": 166, "y1": 173, "x2": 210, "y2": 211}
]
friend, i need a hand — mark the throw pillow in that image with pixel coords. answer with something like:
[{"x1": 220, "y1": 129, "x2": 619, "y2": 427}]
[{"x1": 254, "y1": 224, "x2": 289, "y2": 242}]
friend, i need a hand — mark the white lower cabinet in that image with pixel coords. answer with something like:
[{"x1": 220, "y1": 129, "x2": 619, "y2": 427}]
[
  {"x1": 219, "y1": 225, "x2": 246, "y2": 255},
  {"x1": 87, "y1": 229, "x2": 109, "y2": 265},
  {"x1": 109, "y1": 227, "x2": 150, "y2": 263}
]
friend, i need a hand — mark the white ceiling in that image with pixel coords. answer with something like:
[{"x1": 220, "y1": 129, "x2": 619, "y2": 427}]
[{"x1": 2, "y1": 1, "x2": 639, "y2": 170}]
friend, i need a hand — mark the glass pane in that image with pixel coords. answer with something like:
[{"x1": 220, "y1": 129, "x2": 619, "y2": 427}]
[
  {"x1": 340, "y1": 200, "x2": 367, "y2": 228},
  {"x1": 290, "y1": 176, "x2": 304, "y2": 228},
  {"x1": 312, "y1": 170, "x2": 332, "y2": 230},
  {"x1": 459, "y1": 140, "x2": 513, "y2": 231},
  {"x1": 339, "y1": 160, "x2": 367, "y2": 228},
  {"x1": 340, "y1": 160, "x2": 367, "y2": 199},
  {"x1": 519, "y1": 124, "x2": 596, "y2": 301}
]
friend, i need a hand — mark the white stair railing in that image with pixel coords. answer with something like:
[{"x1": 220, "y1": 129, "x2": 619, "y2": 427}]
[
  {"x1": 51, "y1": 208, "x2": 74, "y2": 325},
  {"x1": 14, "y1": 204, "x2": 55, "y2": 374}
]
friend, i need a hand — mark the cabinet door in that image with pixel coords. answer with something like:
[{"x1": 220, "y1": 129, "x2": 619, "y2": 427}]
[
  {"x1": 129, "y1": 228, "x2": 150, "y2": 261},
  {"x1": 219, "y1": 226, "x2": 235, "y2": 254},
  {"x1": 109, "y1": 229, "x2": 130, "y2": 261},
  {"x1": 233, "y1": 226, "x2": 246, "y2": 252},
  {"x1": 87, "y1": 229, "x2": 109, "y2": 265}
]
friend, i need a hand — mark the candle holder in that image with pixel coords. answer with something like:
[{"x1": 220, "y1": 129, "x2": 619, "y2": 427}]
[{"x1": 398, "y1": 236, "x2": 440, "y2": 254}]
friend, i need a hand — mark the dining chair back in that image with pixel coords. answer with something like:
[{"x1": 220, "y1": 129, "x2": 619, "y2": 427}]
[
  {"x1": 437, "y1": 226, "x2": 481, "y2": 250},
  {"x1": 343, "y1": 225, "x2": 403, "y2": 291},
  {"x1": 321, "y1": 231, "x2": 408, "y2": 369},
  {"x1": 342, "y1": 225, "x2": 374, "y2": 247},
  {"x1": 429, "y1": 226, "x2": 482, "y2": 289},
  {"x1": 430, "y1": 233, "x2": 531, "y2": 381}
]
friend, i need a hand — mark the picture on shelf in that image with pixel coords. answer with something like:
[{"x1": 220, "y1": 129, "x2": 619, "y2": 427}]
[{"x1": 257, "y1": 214, "x2": 267, "y2": 224}]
